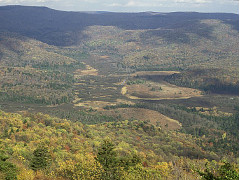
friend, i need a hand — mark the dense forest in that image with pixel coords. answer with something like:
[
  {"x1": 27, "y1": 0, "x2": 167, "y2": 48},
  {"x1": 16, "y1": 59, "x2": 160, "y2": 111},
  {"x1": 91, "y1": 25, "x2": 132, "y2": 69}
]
[
  {"x1": 0, "y1": 6, "x2": 238, "y2": 180},
  {"x1": 0, "y1": 110, "x2": 238, "y2": 179},
  {"x1": 165, "y1": 69, "x2": 239, "y2": 95}
]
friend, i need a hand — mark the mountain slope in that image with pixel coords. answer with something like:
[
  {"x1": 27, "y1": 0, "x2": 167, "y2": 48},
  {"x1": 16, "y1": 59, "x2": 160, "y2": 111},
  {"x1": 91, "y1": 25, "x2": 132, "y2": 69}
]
[
  {"x1": 0, "y1": 33, "x2": 86, "y2": 105},
  {"x1": 0, "y1": 6, "x2": 238, "y2": 46}
]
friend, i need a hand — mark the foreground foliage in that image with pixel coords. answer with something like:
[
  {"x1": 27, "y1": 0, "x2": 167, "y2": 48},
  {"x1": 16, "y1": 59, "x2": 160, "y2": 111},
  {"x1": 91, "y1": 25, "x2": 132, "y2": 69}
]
[
  {"x1": 197, "y1": 162, "x2": 239, "y2": 180},
  {"x1": 0, "y1": 110, "x2": 238, "y2": 179}
]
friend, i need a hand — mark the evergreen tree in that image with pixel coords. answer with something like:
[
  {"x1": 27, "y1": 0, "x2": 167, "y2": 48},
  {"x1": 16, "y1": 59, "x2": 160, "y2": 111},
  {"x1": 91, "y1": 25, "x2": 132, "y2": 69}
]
[
  {"x1": 30, "y1": 146, "x2": 51, "y2": 171},
  {"x1": 97, "y1": 140, "x2": 116, "y2": 169}
]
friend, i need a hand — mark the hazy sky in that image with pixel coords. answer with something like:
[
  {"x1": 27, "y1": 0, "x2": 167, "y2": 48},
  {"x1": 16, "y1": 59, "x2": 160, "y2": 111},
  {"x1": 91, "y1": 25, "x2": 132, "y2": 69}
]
[{"x1": 0, "y1": 0, "x2": 238, "y2": 13}]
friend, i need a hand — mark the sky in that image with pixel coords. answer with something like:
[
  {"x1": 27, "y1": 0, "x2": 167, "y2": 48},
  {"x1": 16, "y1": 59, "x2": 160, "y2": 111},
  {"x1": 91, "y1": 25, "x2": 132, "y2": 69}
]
[{"x1": 0, "y1": 0, "x2": 238, "y2": 13}]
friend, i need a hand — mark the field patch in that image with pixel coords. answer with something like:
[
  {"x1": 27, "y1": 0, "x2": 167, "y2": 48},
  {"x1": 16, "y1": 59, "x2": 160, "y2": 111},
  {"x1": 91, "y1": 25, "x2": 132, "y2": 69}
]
[
  {"x1": 102, "y1": 108, "x2": 181, "y2": 130},
  {"x1": 122, "y1": 81, "x2": 202, "y2": 100},
  {"x1": 99, "y1": 55, "x2": 110, "y2": 59},
  {"x1": 74, "y1": 99, "x2": 134, "y2": 110},
  {"x1": 131, "y1": 71, "x2": 180, "y2": 76},
  {"x1": 74, "y1": 64, "x2": 98, "y2": 77},
  {"x1": 74, "y1": 101, "x2": 116, "y2": 110},
  {"x1": 121, "y1": 86, "x2": 127, "y2": 95}
]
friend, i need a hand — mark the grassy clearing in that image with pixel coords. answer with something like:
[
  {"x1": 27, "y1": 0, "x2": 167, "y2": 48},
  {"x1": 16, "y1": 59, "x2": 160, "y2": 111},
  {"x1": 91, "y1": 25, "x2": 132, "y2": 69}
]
[
  {"x1": 121, "y1": 87, "x2": 127, "y2": 95},
  {"x1": 122, "y1": 80, "x2": 202, "y2": 100},
  {"x1": 74, "y1": 64, "x2": 98, "y2": 77},
  {"x1": 74, "y1": 101, "x2": 117, "y2": 110},
  {"x1": 74, "y1": 99, "x2": 135, "y2": 110},
  {"x1": 131, "y1": 71, "x2": 180, "y2": 77}
]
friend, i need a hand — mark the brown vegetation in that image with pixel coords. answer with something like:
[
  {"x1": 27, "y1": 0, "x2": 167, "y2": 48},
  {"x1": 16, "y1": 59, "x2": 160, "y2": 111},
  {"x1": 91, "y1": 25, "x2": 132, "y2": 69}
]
[
  {"x1": 123, "y1": 81, "x2": 202, "y2": 100},
  {"x1": 102, "y1": 108, "x2": 181, "y2": 130}
]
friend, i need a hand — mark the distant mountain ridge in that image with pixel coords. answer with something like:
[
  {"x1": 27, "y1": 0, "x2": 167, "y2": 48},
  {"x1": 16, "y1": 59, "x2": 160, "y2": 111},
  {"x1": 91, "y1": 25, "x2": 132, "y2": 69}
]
[{"x1": 0, "y1": 5, "x2": 238, "y2": 46}]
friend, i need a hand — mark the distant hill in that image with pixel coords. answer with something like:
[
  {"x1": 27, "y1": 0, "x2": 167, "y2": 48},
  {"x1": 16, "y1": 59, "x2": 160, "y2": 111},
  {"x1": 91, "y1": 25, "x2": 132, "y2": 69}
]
[
  {"x1": 0, "y1": 5, "x2": 238, "y2": 46},
  {"x1": 0, "y1": 32, "x2": 76, "y2": 67}
]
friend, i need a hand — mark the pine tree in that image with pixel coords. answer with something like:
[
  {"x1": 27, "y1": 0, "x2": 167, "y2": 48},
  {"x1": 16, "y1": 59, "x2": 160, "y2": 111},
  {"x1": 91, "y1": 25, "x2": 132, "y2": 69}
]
[{"x1": 30, "y1": 146, "x2": 51, "y2": 171}]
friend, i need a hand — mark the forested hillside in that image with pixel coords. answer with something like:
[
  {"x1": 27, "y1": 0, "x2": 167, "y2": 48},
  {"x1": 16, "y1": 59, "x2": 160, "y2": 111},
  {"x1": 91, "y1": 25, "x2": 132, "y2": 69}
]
[
  {"x1": 0, "y1": 6, "x2": 238, "y2": 46},
  {"x1": 0, "y1": 5, "x2": 238, "y2": 180},
  {"x1": 0, "y1": 110, "x2": 238, "y2": 179}
]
